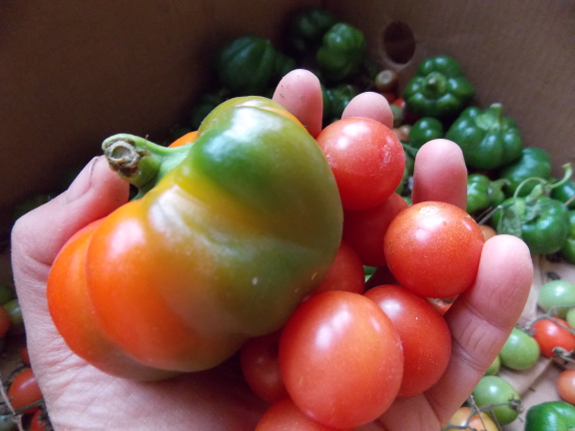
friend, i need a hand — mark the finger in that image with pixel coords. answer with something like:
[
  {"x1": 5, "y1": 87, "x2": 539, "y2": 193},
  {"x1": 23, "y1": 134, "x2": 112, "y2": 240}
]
[
  {"x1": 426, "y1": 234, "x2": 533, "y2": 423},
  {"x1": 411, "y1": 139, "x2": 467, "y2": 210},
  {"x1": 342, "y1": 92, "x2": 394, "y2": 129},
  {"x1": 375, "y1": 235, "x2": 532, "y2": 430},
  {"x1": 273, "y1": 69, "x2": 323, "y2": 138}
]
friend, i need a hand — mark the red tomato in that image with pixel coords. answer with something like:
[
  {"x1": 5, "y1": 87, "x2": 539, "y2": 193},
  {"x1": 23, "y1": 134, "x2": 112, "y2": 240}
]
[
  {"x1": 383, "y1": 201, "x2": 484, "y2": 298},
  {"x1": 240, "y1": 331, "x2": 287, "y2": 404},
  {"x1": 306, "y1": 240, "x2": 365, "y2": 299},
  {"x1": 365, "y1": 285, "x2": 451, "y2": 396},
  {"x1": 428, "y1": 297, "x2": 454, "y2": 315},
  {"x1": 316, "y1": 117, "x2": 405, "y2": 211},
  {"x1": 279, "y1": 291, "x2": 403, "y2": 428},
  {"x1": 255, "y1": 398, "x2": 354, "y2": 431},
  {"x1": 557, "y1": 369, "x2": 575, "y2": 404},
  {"x1": 342, "y1": 192, "x2": 408, "y2": 266},
  {"x1": 30, "y1": 409, "x2": 50, "y2": 431},
  {"x1": 532, "y1": 318, "x2": 575, "y2": 357},
  {"x1": 0, "y1": 305, "x2": 10, "y2": 338},
  {"x1": 8, "y1": 367, "x2": 43, "y2": 414}
]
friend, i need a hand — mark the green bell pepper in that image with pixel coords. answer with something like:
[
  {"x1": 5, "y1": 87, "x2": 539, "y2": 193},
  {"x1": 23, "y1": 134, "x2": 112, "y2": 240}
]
[
  {"x1": 408, "y1": 117, "x2": 444, "y2": 149},
  {"x1": 499, "y1": 147, "x2": 552, "y2": 197},
  {"x1": 560, "y1": 210, "x2": 575, "y2": 264},
  {"x1": 552, "y1": 179, "x2": 575, "y2": 210},
  {"x1": 466, "y1": 173, "x2": 506, "y2": 214},
  {"x1": 323, "y1": 83, "x2": 359, "y2": 124},
  {"x1": 445, "y1": 103, "x2": 523, "y2": 170},
  {"x1": 525, "y1": 401, "x2": 575, "y2": 431},
  {"x1": 216, "y1": 34, "x2": 278, "y2": 96},
  {"x1": 289, "y1": 7, "x2": 337, "y2": 55},
  {"x1": 402, "y1": 55, "x2": 475, "y2": 121},
  {"x1": 316, "y1": 22, "x2": 366, "y2": 82},
  {"x1": 492, "y1": 192, "x2": 570, "y2": 256}
]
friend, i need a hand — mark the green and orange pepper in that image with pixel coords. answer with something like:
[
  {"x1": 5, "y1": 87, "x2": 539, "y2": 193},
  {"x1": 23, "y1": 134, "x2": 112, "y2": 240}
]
[{"x1": 47, "y1": 97, "x2": 343, "y2": 380}]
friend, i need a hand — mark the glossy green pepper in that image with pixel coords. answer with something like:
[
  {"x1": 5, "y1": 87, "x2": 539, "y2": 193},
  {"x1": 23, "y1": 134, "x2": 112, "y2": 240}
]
[
  {"x1": 466, "y1": 173, "x2": 506, "y2": 214},
  {"x1": 552, "y1": 179, "x2": 575, "y2": 210},
  {"x1": 492, "y1": 192, "x2": 570, "y2": 256},
  {"x1": 525, "y1": 401, "x2": 575, "y2": 431},
  {"x1": 445, "y1": 103, "x2": 523, "y2": 170},
  {"x1": 499, "y1": 147, "x2": 552, "y2": 197},
  {"x1": 323, "y1": 83, "x2": 359, "y2": 123},
  {"x1": 47, "y1": 96, "x2": 343, "y2": 379},
  {"x1": 316, "y1": 23, "x2": 366, "y2": 82},
  {"x1": 402, "y1": 55, "x2": 475, "y2": 121},
  {"x1": 289, "y1": 7, "x2": 336, "y2": 55},
  {"x1": 216, "y1": 34, "x2": 278, "y2": 96},
  {"x1": 560, "y1": 210, "x2": 575, "y2": 264},
  {"x1": 408, "y1": 117, "x2": 444, "y2": 149}
]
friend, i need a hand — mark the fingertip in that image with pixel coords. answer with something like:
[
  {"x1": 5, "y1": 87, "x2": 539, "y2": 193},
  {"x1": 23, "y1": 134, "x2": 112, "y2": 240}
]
[
  {"x1": 412, "y1": 139, "x2": 467, "y2": 209},
  {"x1": 273, "y1": 69, "x2": 323, "y2": 138},
  {"x1": 341, "y1": 92, "x2": 394, "y2": 129}
]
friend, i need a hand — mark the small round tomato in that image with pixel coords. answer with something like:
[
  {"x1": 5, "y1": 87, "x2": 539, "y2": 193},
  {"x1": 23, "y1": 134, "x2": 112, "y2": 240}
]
[
  {"x1": 485, "y1": 355, "x2": 501, "y2": 376},
  {"x1": 8, "y1": 367, "x2": 43, "y2": 414},
  {"x1": 279, "y1": 291, "x2": 403, "y2": 429},
  {"x1": 384, "y1": 201, "x2": 484, "y2": 298},
  {"x1": 568, "y1": 307, "x2": 575, "y2": 329},
  {"x1": 558, "y1": 369, "x2": 575, "y2": 405},
  {"x1": 538, "y1": 280, "x2": 575, "y2": 318},
  {"x1": 499, "y1": 327, "x2": 540, "y2": 371},
  {"x1": 445, "y1": 407, "x2": 498, "y2": 431},
  {"x1": 365, "y1": 284, "x2": 451, "y2": 397},
  {"x1": 20, "y1": 347, "x2": 30, "y2": 367},
  {"x1": 316, "y1": 117, "x2": 405, "y2": 211},
  {"x1": 255, "y1": 398, "x2": 354, "y2": 431},
  {"x1": 3, "y1": 299, "x2": 24, "y2": 336},
  {"x1": 342, "y1": 192, "x2": 408, "y2": 266},
  {"x1": 306, "y1": 240, "x2": 365, "y2": 299},
  {"x1": 531, "y1": 317, "x2": 575, "y2": 357},
  {"x1": 472, "y1": 376, "x2": 521, "y2": 425},
  {"x1": 240, "y1": 331, "x2": 287, "y2": 405}
]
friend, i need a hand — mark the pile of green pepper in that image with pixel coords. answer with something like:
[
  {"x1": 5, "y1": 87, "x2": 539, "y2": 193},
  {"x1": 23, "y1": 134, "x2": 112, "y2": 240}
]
[{"x1": 390, "y1": 53, "x2": 574, "y2": 261}]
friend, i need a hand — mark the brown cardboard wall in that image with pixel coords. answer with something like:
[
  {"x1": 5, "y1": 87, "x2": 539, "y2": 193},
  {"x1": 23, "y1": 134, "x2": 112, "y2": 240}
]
[
  {"x1": 0, "y1": 0, "x2": 318, "y2": 227},
  {"x1": 2, "y1": 1, "x2": 574, "y2": 224}
]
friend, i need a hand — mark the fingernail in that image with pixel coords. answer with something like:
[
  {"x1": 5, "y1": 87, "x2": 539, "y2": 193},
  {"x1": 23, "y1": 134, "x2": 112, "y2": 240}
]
[{"x1": 65, "y1": 157, "x2": 98, "y2": 202}]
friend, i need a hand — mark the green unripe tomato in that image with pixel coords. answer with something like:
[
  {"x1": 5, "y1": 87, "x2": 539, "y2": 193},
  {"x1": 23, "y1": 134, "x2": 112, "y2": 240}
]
[
  {"x1": 3, "y1": 299, "x2": 24, "y2": 336},
  {"x1": 485, "y1": 355, "x2": 501, "y2": 375},
  {"x1": 566, "y1": 306, "x2": 575, "y2": 329},
  {"x1": 499, "y1": 327, "x2": 540, "y2": 370},
  {"x1": 472, "y1": 376, "x2": 521, "y2": 425},
  {"x1": 538, "y1": 280, "x2": 575, "y2": 318}
]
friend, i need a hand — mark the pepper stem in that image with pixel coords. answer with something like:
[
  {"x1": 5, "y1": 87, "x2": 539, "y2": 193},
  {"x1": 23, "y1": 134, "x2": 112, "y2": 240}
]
[{"x1": 102, "y1": 133, "x2": 191, "y2": 196}]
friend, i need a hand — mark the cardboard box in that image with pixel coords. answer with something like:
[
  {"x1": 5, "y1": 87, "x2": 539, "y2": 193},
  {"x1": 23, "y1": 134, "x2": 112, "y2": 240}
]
[{"x1": 0, "y1": 0, "x2": 574, "y2": 428}]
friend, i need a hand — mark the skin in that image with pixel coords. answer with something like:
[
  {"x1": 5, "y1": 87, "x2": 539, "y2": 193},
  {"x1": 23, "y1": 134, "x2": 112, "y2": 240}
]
[{"x1": 10, "y1": 69, "x2": 533, "y2": 431}]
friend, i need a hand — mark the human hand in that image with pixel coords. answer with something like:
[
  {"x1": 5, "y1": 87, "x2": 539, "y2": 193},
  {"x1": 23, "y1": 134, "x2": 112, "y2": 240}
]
[{"x1": 10, "y1": 69, "x2": 533, "y2": 431}]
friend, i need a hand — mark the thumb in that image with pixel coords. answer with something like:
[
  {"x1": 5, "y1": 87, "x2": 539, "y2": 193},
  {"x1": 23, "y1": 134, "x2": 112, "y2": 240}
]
[{"x1": 10, "y1": 155, "x2": 128, "y2": 352}]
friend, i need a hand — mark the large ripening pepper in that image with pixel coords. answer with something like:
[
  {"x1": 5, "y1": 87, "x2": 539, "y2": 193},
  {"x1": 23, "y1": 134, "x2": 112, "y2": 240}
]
[
  {"x1": 402, "y1": 55, "x2": 475, "y2": 121},
  {"x1": 46, "y1": 97, "x2": 343, "y2": 381},
  {"x1": 446, "y1": 103, "x2": 523, "y2": 170},
  {"x1": 525, "y1": 401, "x2": 575, "y2": 431},
  {"x1": 316, "y1": 23, "x2": 366, "y2": 82}
]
